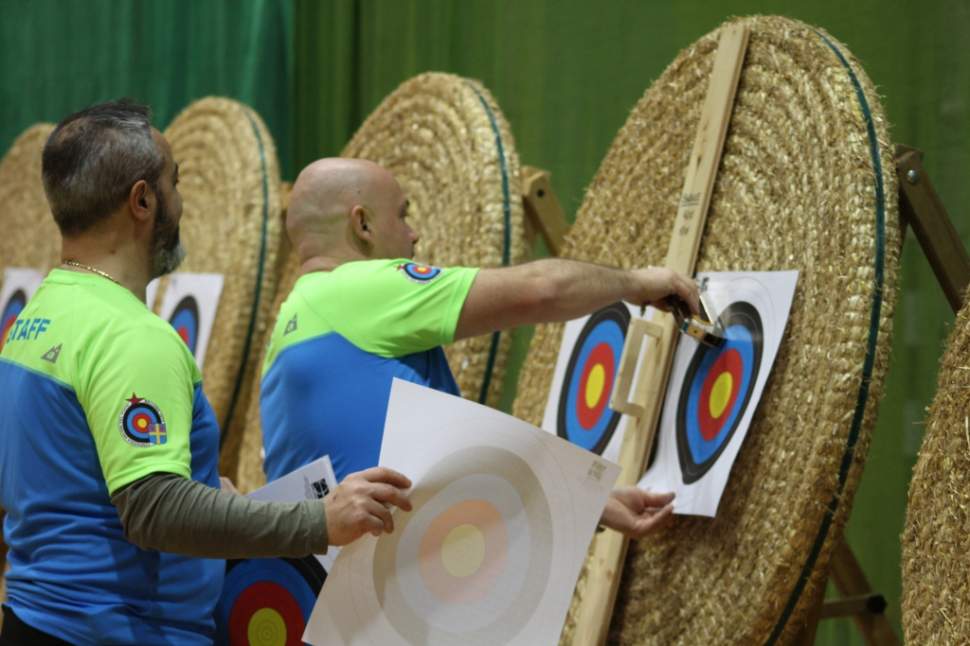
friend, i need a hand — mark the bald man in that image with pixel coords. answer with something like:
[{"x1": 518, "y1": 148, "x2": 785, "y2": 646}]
[{"x1": 260, "y1": 158, "x2": 700, "y2": 538}]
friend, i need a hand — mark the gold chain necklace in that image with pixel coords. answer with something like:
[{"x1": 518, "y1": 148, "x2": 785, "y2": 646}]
[{"x1": 62, "y1": 259, "x2": 121, "y2": 286}]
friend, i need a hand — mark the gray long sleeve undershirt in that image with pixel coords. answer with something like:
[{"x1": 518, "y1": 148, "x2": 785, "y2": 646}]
[{"x1": 111, "y1": 473, "x2": 328, "y2": 559}]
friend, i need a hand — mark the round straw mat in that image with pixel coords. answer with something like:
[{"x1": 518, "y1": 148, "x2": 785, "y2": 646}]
[
  {"x1": 512, "y1": 16, "x2": 900, "y2": 644},
  {"x1": 162, "y1": 98, "x2": 283, "y2": 478},
  {"x1": 0, "y1": 124, "x2": 59, "y2": 278},
  {"x1": 342, "y1": 71, "x2": 527, "y2": 408},
  {"x1": 901, "y1": 287, "x2": 970, "y2": 644},
  {"x1": 234, "y1": 237, "x2": 298, "y2": 493}
]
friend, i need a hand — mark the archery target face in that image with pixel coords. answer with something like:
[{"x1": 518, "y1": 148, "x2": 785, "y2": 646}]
[
  {"x1": 156, "y1": 273, "x2": 223, "y2": 368},
  {"x1": 306, "y1": 379, "x2": 619, "y2": 646},
  {"x1": 676, "y1": 302, "x2": 763, "y2": 483},
  {"x1": 0, "y1": 268, "x2": 44, "y2": 351},
  {"x1": 217, "y1": 556, "x2": 327, "y2": 646},
  {"x1": 169, "y1": 296, "x2": 200, "y2": 353},
  {"x1": 373, "y1": 447, "x2": 552, "y2": 643},
  {"x1": 0, "y1": 289, "x2": 26, "y2": 351},
  {"x1": 543, "y1": 302, "x2": 644, "y2": 463},
  {"x1": 639, "y1": 271, "x2": 798, "y2": 517}
]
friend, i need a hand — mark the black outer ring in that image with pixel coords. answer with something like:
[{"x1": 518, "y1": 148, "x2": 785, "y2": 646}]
[
  {"x1": 169, "y1": 295, "x2": 200, "y2": 353},
  {"x1": 556, "y1": 302, "x2": 631, "y2": 455},
  {"x1": 675, "y1": 301, "x2": 763, "y2": 484},
  {"x1": 2, "y1": 289, "x2": 26, "y2": 318},
  {"x1": 224, "y1": 556, "x2": 327, "y2": 595},
  {"x1": 121, "y1": 403, "x2": 162, "y2": 445}
]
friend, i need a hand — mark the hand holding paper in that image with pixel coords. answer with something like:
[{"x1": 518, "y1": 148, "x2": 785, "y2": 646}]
[
  {"x1": 325, "y1": 466, "x2": 413, "y2": 545},
  {"x1": 600, "y1": 487, "x2": 675, "y2": 538}
]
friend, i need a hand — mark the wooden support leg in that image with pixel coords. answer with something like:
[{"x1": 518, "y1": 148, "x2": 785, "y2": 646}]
[
  {"x1": 895, "y1": 145, "x2": 970, "y2": 311},
  {"x1": 824, "y1": 540, "x2": 900, "y2": 645},
  {"x1": 521, "y1": 166, "x2": 569, "y2": 256}
]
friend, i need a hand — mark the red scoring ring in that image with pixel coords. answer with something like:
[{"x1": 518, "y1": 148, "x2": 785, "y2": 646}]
[
  {"x1": 228, "y1": 581, "x2": 304, "y2": 646},
  {"x1": 697, "y1": 348, "x2": 744, "y2": 441},
  {"x1": 576, "y1": 342, "x2": 616, "y2": 430},
  {"x1": 1, "y1": 317, "x2": 16, "y2": 349},
  {"x1": 177, "y1": 327, "x2": 191, "y2": 345},
  {"x1": 132, "y1": 412, "x2": 152, "y2": 431}
]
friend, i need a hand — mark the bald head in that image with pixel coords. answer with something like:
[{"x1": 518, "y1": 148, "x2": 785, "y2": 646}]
[{"x1": 286, "y1": 158, "x2": 417, "y2": 268}]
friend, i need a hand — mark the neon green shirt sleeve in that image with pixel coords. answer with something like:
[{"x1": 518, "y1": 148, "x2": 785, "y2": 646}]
[
  {"x1": 322, "y1": 259, "x2": 478, "y2": 358},
  {"x1": 77, "y1": 323, "x2": 197, "y2": 494}
]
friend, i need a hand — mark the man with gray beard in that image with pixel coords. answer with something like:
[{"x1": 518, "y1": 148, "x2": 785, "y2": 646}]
[{"x1": 0, "y1": 100, "x2": 412, "y2": 645}]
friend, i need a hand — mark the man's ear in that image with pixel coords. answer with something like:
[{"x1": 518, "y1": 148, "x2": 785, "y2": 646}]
[
  {"x1": 129, "y1": 179, "x2": 154, "y2": 223},
  {"x1": 350, "y1": 205, "x2": 372, "y2": 241}
]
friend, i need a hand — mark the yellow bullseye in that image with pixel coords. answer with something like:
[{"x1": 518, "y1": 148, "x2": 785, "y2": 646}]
[
  {"x1": 247, "y1": 607, "x2": 286, "y2": 645},
  {"x1": 585, "y1": 363, "x2": 606, "y2": 409},
  {"x1": 440, "y1": 523, "x2": 486, "y2": 578},
  {"x1": 708, "y1": 372, "x2": 734, "y2": 419}
]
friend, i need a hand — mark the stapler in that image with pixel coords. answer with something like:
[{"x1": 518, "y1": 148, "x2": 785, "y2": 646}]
[{"x1": 665, "y1": 287, "x2": 725, "y2": 347}]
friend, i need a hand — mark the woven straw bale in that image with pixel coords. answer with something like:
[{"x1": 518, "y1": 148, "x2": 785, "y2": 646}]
[
  {"x1": 902, "y1": 286, "x2": 970, "y2": 645},
  {"x1": 161, "y1": 98, "x2": 283, "y2": 478},
  {"x1": 512, "y1": 16, "x2": 900, "y2": 644}
]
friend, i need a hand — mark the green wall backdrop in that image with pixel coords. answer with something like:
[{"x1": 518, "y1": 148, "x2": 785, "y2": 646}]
[
  {"x1": 0, "y1": 0, "x2": 294, "y2": 175},
  {"x1": 3, "y1": 1, "x2": 970, "y2": 643}
]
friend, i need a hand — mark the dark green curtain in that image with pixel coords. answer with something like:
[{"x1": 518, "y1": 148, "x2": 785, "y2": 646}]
[
  {"x1": 0, "y1": 0, "x2": 294, "y2": 176},
  {"x1": 294, "y1": 1, "x2": 970, "y2": 642},
  {"x1": 3, "y1": 0, "x2": 969, "y2": 642}
]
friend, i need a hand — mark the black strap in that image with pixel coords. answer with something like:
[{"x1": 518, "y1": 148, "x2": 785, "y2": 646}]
[{"x1": 0, "y1": 606, "x2": 72, "y2": 646}]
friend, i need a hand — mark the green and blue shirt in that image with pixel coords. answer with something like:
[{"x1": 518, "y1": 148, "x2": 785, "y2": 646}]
[
  {"x1": 0, "y1": 269, "x2": 222, "y2": 644},
  {"x1": 260, "y1": 259, "x2": 478, "y2": 483}
]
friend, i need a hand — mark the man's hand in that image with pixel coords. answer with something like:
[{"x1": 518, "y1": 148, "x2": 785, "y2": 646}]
[
  {"x1": 600, "y1": 487, "x2": 675, "y2": 538},
  {"x1": 324, "y1": 467, "x2": 413, "y2": 546},
  {"x1": 628, "y1": 267, "x2": 700, "y2": 315}
]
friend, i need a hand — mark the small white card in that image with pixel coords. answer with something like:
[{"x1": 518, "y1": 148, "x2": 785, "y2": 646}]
[{"x1": 250, "y1": 455, "x2": 339, "y2": 570}]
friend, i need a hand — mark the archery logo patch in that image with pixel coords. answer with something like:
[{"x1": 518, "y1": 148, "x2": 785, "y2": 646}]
[
  {"x1": 398, "y1": 262, "x2": 442, "y2": 284},
  {"x1": 119, "y1": 393, "x2": 168, "y2": 446}
]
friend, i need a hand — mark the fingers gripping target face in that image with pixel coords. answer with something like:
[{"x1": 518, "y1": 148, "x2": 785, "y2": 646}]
[
  {"x1": 676, "y1": 302, "x2": 764, "y2": 484},
  {"x1": 217, "y1": 556, "x2": 327, "y2": 646},
  {"x1": 0, "y1": 289, "x2": 26, "y2": 350},
  {"x1": 168, "y1": 295, "x2": 200, "y2": 355},
  {"x1": 556, "y1": 303, "x2": 630, "y2": 454},
  {"x1": 370, "y1": 446, "x2": 553, "y2": 644}
]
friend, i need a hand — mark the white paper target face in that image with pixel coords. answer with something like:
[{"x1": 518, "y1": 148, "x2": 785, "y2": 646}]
[
  {"x1": 1, "y1": 268, "x2": 45, "y2": 350},
  {"x1": 639, "y1": 271, "x2": 798, "y2": 517},
  {"x1": 156, "y1": 273, "x2": 223, "y2": 368},
  {"x1": 542, "y1": 302, "x2": 664, "y2": 464},
  {"x1": 305, "y1": 379, "x2": 619, "y2": 646}
]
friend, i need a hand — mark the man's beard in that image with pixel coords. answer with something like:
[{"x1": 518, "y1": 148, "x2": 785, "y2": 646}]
[{"x1": 150, "y1": 190, "x2": 186, "y2": 278}]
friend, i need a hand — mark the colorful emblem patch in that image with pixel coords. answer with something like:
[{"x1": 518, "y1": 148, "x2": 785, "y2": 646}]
[
  {"x1": 119, "y1": 393, "x2": 168, "y2": 446},
  {"x1": 168, "y1": 295, "x2": 200, "y2": 355},
  {"x1": 398, "y1": 262, "x2": 442, "y2": 284},
  {"x1": 1, "y1": 289, "x2": 27, "y2": 350},
  {"x1": 556, "y1": 302, "x2": 630, "y2": 454},
  {"x1": 216, "y1": 556, "x2": 327, "y2": 646},
  {"x1": 675, "y1": 302, "x2": 763, "y2": 483}
]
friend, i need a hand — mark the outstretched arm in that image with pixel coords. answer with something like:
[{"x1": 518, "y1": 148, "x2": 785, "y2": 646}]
[{"x1": 454, "y1": 258, "x2": 699, "y2": 341}]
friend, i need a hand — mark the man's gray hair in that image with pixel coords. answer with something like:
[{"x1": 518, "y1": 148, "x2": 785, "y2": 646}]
[{"x1": 42, "y1": 99, "x2": 164, "y2": 236}]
